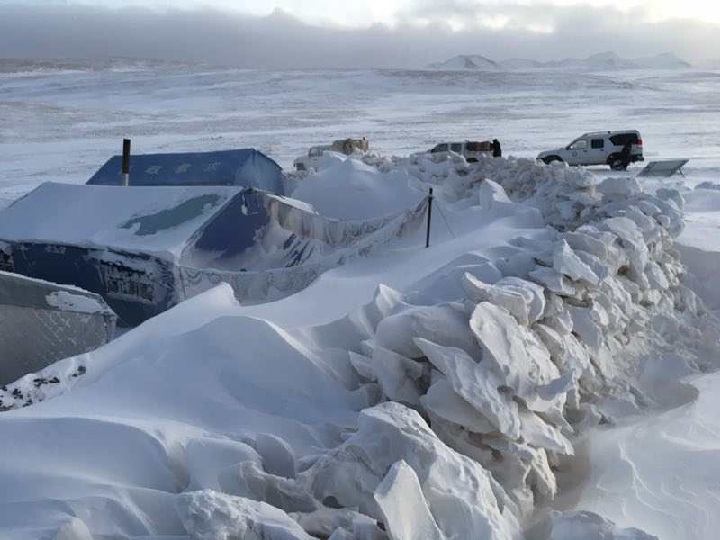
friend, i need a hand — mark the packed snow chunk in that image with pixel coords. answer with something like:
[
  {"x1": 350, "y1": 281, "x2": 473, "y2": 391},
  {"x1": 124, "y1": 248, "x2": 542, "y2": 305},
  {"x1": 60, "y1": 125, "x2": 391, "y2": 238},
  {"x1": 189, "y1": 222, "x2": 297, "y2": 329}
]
[
  {"x1": 257, "y1": 433, "x2": 297, "y2": 479},
  {"x1": 533, "y1": 510, "x2": 658, "y2": 540},
  {"x1": 421, "y1": 377, "x2": 496, "y2": 434},
  {"x1": 470, "y1": 303, "x2": 565, "y2": 413},
  {"x1": 518, "y1": 411, "x2": 574, "y2": 455},
  {"x1": 406, "y1": 254, "x2": 502, "y2": 306},
  {"x1": 602, "y1": 217, "x2": 649, "y2": 277},
  {"x1": 567, "y1": 305, "x2": 605, "y2": 352},
  {"x1": 528, "y1": 267, "x2": 576, "y2": 297},
  {"x1": 598, "y1": 176, "x2": 642, "y2": 198},
  {"x1": 302, "y1": 402, "x2": 520, "y2": 540},
  {"x1": 292, "y1": 507, "x2": 383, "y2": 539},
  {"x1": 482, "y1": 435, "x2": 558, "y2": 505},
  {"x1": 463, "y1": 274, "x2": 546, "y2": 325},
  {"x1": 349, "y1": 347, "x2": 425, "y2": 405},
  {"x1": 177, "y1": 490, "x2": 313, "y2": 540},
  {"x1": 374, "y1": 460, "x2": 444, "y2": 540},
  {"x1": 185, "y1": 437, "x2": 261, "y2": 492},
  {"x1": 291, "y1": 158, "x2": 424, "y2": 220},
  {"x1": 534, "y1": 324, "x2": 590, "y2": 375},
  {"x1": 415, "y1": 338, "x2": 520, "y2": 438},
  {"x1": 479, "y1": 179, "x2": 512, "y2": 211},
  {"x1": 236, "y1": 461, "x2": 319, "y2": 514},
  {"x1": 564, "y1": 229, "x2": 617, "y2": 263},
  {"x1": 374, "y1": 303, "x2": 478, "y2": 359},
  {"x1": 553, "y1": 240, "x2": 600, "y2": 285}
]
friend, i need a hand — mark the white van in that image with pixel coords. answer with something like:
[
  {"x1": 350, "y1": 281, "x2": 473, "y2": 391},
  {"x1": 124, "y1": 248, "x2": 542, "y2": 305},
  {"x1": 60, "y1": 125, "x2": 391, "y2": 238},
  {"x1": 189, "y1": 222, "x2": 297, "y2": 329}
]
[{"x1": 537, "y1": 131, "x2": 644, "y2": 170}]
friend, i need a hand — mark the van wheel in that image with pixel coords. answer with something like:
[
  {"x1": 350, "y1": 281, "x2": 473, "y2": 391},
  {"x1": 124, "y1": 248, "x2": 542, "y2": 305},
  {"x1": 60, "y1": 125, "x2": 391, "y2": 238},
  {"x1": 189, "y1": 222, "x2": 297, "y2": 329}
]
[
  {"x1": 608, "y1": 155, "x2": 627, "y2": 171},
  {"x1": 542, "y1": 156, "x2": 562, "y2": 165}
]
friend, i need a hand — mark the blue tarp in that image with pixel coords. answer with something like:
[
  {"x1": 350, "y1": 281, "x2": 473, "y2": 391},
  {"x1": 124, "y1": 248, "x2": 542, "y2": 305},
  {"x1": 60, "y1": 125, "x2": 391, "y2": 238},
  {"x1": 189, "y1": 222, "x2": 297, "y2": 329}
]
[
  {"x1": 87, "y1": 148, "x2": 285, "y2": 195},
  {"x1": 0, "y1": 183, "x2": 275, "y2": 325},
  {"x1": 0, "y1": 182, "x2": 427, "y2": 326}
]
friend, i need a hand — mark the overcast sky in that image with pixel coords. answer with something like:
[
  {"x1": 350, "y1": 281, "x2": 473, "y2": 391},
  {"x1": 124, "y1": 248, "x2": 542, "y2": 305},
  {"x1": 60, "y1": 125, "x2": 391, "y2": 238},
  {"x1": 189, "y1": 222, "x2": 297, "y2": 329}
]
[{"x1": 1, "y1": 1, "x2": 718, "y2": 68}]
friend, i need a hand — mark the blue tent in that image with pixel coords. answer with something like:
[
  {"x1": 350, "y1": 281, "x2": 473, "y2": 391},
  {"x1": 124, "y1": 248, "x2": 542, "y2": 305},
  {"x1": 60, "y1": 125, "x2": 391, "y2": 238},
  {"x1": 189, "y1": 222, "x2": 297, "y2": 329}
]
[
  {"x1": 0, "y1": 183, "x2": 427, "y2": 327},
  {"x1": 87, "y1": 148, "x2": 285, "y2": 195},
  {"x1": 0, "y1": 183, "x2": 275, "y2": 325}
]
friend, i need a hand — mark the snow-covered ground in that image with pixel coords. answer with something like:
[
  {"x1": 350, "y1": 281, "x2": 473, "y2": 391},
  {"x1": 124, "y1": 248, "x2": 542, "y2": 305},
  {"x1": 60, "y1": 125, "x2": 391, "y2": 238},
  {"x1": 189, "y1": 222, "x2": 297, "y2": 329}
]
[
  {"x1": 2, "y1": 62, "x2": 720, "y2": 539},
  {"x1": 1, "y1": 63, "x2": 720, "y2": 193}
]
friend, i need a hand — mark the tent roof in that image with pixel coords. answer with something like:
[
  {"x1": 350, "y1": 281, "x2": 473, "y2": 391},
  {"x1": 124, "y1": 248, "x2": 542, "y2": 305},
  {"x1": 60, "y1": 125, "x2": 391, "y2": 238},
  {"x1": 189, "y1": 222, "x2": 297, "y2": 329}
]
[
  {"x1": 0, "y1": 183, "x2": 246, "y2": 263},
  {"x1": 87, "y1": 148, "x2": 283, "y2": 193}
]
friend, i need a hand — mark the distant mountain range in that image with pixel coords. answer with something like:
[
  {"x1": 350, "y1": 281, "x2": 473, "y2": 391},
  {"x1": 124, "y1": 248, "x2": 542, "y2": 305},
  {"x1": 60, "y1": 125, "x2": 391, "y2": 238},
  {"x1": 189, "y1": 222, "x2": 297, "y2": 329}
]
[{"x1": 428, "y1": 52, "x2": 692, "y2": 71}]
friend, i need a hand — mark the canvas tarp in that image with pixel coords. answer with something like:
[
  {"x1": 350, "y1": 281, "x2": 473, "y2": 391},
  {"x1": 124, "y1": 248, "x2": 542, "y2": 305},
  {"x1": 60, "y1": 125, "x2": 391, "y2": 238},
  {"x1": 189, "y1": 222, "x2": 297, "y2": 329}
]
[
  {"x1": 0, "y1": 183, "x2": 428, "y2": 325},
  {"x1": 0, "y1": 271, "x2": 116, "y2": 385},
  {"x1": 87, "y1": 148, "x2": 285, "y2": 195}
]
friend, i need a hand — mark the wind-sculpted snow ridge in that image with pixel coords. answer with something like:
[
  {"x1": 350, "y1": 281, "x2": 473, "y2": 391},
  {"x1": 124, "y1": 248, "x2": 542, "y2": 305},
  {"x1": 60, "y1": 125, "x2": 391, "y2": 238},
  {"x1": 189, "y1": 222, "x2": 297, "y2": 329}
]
[{"x1": 1, "y1": 156, "x2": 717, "y2": 539}]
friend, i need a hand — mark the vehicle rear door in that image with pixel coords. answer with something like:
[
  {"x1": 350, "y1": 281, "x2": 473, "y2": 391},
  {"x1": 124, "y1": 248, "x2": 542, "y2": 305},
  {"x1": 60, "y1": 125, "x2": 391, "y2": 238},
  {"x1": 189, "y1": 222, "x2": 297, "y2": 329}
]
[{"x1": 609, "y1": 133, "x2": 641, "y2": 159}]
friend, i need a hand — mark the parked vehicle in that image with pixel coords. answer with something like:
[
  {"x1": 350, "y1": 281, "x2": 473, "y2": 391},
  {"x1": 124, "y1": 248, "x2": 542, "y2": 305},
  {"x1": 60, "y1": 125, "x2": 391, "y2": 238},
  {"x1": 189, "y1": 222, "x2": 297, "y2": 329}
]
[
  {"x1": 428, "y1": 140, "x2": 493, "y2": 162},
  {"x1": 537, "y1": 130, "x2": 644, "y2": 170},
  {"x1": 293, "y1": 138, "x2": 369, "y2": 172}
]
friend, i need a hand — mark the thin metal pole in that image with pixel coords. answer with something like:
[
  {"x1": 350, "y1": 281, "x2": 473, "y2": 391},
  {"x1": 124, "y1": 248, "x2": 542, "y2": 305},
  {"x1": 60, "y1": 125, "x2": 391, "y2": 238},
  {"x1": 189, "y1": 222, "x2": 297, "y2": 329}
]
[
  {"x1": 426, "y1": 187, "x2": 433, "y2": 249},
  {"x1": 121, "y1": 138, "x2": 131, "y2": 186}
]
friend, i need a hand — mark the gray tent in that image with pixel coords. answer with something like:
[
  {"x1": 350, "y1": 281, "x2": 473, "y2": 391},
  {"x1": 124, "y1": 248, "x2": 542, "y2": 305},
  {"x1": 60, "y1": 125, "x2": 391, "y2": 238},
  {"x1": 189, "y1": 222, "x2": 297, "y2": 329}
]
[{"x1": 0, "y1": 271, "x2": 117, "y2": 385}]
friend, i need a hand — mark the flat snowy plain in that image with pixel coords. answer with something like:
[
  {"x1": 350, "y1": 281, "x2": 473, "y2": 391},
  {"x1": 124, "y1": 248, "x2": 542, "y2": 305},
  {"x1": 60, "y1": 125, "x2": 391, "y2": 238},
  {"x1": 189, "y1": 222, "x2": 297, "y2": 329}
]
[{"x1": 2, "y1": 62, "x2": 720, "y2": 539}]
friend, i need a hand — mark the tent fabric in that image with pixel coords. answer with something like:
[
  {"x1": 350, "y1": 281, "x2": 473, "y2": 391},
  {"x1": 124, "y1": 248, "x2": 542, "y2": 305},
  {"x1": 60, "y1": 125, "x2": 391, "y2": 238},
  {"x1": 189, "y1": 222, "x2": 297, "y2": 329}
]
[
  {"x1": 0, "y1": 271, "x2": 116, "y2": 384},
  {"x1": 87, "y1": 148, "x2": 284, "y2": 195},
  {"x1": 0, "y1": 182, "x2": 427, "y2": 326},
  {"x1": 0, "y1": 183, "x2": 249, "y2": 263}
]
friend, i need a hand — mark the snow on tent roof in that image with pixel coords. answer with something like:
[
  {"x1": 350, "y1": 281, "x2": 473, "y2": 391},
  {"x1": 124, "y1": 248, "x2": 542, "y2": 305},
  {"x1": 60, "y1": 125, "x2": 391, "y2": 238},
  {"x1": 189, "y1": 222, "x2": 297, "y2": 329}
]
[
  {"x1": 87, "y1": 148, "x2": 284, "y2": 195},
  {"x1": 0, "y1": 182, "x2": 252, "y2": 263}
]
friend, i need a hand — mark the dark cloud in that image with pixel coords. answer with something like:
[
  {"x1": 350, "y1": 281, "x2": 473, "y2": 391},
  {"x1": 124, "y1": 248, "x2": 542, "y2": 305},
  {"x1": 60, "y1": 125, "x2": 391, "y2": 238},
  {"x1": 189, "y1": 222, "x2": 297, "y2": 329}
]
[{"x1": 0, "y1": 3, "x2": 717, "y2": 68}]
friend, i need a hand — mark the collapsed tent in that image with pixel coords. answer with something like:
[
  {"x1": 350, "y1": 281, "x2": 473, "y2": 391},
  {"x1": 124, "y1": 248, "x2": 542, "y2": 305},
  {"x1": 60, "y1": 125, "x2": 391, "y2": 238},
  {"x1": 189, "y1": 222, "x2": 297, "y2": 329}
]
[
  {"x1": 87, "y1": 149, "x2": 285, "y2": 195},
  {"x1": 0, "y1": 271, "x2": 116, "y2": 385},
  {"x1": 0, "y1": 183, "x2": 427, "y2": 326}
]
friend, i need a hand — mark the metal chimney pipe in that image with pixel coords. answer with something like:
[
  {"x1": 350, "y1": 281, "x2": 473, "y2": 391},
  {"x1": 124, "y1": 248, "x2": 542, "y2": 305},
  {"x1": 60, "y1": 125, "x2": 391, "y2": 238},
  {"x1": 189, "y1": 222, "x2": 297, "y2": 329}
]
[{"x1": 121, "y1": 138, "x2": 131, "y2": 186}]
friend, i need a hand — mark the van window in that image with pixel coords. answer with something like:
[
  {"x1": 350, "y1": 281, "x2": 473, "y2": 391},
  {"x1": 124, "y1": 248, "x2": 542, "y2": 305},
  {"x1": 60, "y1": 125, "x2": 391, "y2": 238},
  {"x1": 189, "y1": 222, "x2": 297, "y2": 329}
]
[
  {"x1": 450, "y1": 143, "x2": 463, "y2": 153},
  {"x1": 591, "y1": 139, "x2": 604, "y2": 149},
  {"x1": 433, "y1": 143, "x2": 449, "y2": 152},
  {"x1": 609, "y1": 133, "x2": 638, "y2": 146},
  {"x1": 569, "y1": 139, "x2": 588, "y2": 150}
]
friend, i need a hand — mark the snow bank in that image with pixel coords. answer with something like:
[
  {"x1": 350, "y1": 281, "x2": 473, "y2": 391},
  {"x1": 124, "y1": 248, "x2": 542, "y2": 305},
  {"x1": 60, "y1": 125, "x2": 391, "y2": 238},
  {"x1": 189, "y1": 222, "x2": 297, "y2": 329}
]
[
  {"x1": 1, "y1": 154, "x2": 717, "y2": 539},
  {"x1": 291, "y1": 157, "x2": 425, "y2": 220}
]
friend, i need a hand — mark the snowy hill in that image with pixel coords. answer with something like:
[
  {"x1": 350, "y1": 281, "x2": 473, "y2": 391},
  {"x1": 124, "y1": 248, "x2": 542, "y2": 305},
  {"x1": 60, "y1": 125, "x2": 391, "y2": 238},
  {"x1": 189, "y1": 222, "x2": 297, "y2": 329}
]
[
  {"x1": 428, "y1": 54, "x2": 503, "y2": 71},
  {"x1": 431, "y1": 52, "x2": 690, "y2": 71},
  {"x1": 501, "y1": 51, "x2": 691, "y2": 70},
  {"x1": 633, "y1": 52, "x2": 692, "y2": 69},
  {"x1": 502, "y1": 58, "x2": 545, "y2": 70}
]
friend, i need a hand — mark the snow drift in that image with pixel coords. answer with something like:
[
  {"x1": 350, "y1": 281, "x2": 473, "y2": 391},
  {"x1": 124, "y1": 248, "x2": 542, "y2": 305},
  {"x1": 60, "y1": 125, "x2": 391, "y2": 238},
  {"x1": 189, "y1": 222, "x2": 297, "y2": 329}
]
[{"x1": 0, "y1": 153, "x2": 717, "y2": 539}]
